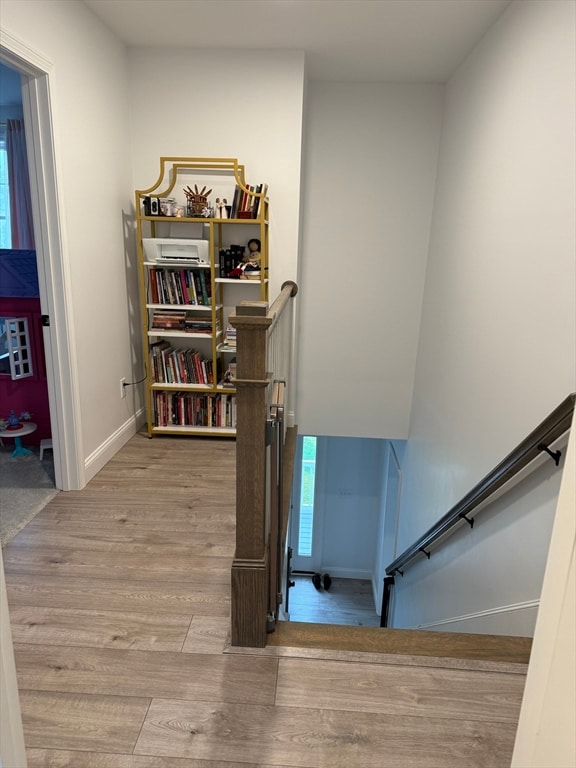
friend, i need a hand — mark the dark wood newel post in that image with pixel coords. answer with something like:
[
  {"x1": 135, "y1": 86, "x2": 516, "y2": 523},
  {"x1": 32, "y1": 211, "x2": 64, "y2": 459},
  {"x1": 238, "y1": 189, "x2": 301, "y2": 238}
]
[{"x1": 229, "y1": 305, "x2": 272, "y2": 647}]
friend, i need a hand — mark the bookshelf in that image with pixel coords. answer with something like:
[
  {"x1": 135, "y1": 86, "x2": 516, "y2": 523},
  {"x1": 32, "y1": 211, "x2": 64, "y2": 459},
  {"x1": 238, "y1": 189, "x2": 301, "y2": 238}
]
[{"x1": 135, "y1": 157, "x2": 269, "y2": 437}]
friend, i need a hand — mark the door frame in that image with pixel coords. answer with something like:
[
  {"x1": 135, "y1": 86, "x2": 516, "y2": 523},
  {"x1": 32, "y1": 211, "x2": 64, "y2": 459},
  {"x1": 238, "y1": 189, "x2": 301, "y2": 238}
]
[
  {"x1": 374, "y1": 440, "x2": 402, "y2": 616},
  {"x1": 381, "y1": 441, "x2": 402, "y2": 567},
  {"x1": 1, "y1": 29, "x2": 84, "y2": 490}
]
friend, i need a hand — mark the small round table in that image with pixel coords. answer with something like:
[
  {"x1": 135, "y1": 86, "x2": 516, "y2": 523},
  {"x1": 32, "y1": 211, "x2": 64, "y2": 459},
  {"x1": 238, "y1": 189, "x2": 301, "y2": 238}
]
[{"x1": 0, "y1": 422, "x2": 37, "y2": 458}]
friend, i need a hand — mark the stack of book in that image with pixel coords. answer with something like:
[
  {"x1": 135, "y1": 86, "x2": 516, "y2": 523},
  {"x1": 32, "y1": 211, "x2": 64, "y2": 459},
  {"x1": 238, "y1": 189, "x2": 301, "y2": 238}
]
[
  {"x1": 219, "y1": 245, "x2": 245, "y2": 278},
  {"x1": 220, "y1": 327, "x2": 237, "y2": 351},
  {"x1": 150, "y1": 310, "x2": 214, "y2": 335},
  {"x1": 149, "y1": 341, "x2": 213, "y2": 385},
  {"x1": 150, "y1": 310, "x2": 186, "y2": 331},
  {"x1": 183, "y1": 314, "x2": 213, "y2": 334},
  {"x1": 148, "y1": 267, "x2": 211, "y2": 306},
  {"x1": 153, "y1": 391, "x2": 236, "y2": 428},
  {"x1": 229, "y1": 184, "x2": 265, "y2": 219}
]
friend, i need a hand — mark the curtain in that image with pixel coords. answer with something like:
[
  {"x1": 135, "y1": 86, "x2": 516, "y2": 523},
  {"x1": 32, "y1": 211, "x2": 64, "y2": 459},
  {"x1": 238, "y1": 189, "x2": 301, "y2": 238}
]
[{"x1": 7, "y1": 119, "x2": 34, "y2": 249}]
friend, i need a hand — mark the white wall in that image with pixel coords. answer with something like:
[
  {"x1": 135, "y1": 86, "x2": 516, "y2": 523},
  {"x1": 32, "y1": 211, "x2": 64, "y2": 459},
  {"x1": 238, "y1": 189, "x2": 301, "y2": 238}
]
[
  {"x1": 1, "y1": 0, "x2": 142, "y2": 477},
  {"x1": 1, "y1": 2, "x2": 572, "y2": 637},
  {"x1": 296, "y1": 82, "x2": 443, "y2": 439},
  {"x1": 0, "y1": 548, "x2": 27, "y2": 768},
  {"x1": 126, "y1": 47, "x2": 305, "y2": 300},
  {"x1": 394, "y1": 0, "x2": 576, "y2": 634},
  {"x1": 392, "y1": 448, "x2": 564, "y2": 634}
]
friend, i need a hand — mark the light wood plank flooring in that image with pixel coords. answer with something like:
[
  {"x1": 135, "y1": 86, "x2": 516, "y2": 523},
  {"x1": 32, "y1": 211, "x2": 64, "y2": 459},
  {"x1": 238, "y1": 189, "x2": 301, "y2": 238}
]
[
  {"x1": 287, "y1": 574, "x2": 380, "y2": 626},
  {"x1": 3, "y1": 431, "x2": 528, "y2": 767}
]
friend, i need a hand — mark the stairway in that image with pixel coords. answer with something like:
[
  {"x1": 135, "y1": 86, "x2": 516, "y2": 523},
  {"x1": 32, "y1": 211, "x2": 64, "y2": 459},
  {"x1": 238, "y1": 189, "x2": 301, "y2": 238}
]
[{"x1": 268, "y1": 621, "x2": 532, "y2": 665}]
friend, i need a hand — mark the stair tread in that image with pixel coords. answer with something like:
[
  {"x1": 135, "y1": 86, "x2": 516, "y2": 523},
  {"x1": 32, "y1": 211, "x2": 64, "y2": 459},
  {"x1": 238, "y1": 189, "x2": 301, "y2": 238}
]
[{"x1": 267, "y1": 621, "x2": 532, "y2": 664}]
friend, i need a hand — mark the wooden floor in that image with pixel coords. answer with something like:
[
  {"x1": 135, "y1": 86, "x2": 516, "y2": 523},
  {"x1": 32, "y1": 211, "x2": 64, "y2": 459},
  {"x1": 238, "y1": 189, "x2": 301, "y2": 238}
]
[
  {"x1": 3, "y1": 432, "x2": 529, "y2": 768},
  {"x1": 288, "y1": 575, "x2": 381, "y2": 626}
]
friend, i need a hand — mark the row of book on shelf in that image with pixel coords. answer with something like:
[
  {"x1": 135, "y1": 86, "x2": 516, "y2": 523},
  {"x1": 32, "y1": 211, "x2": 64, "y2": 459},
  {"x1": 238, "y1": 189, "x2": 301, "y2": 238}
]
[
  {"x1": 229, "y1": 183, "x2": 265, "y2": 220},
  {"x1": 153, "y1": 391, "x2": 236, "y2": 429},
  {"x1": 218, "y1": 245, "x2": 246, "y2": 278},
  {"x1": 148, "y1": 266, "x2": 211, "y2": 306},
  {"x1": 150, "y1": 310, "x2": 216, "y2": 335},
  {"x1": 150, "y1": 340, "x2": 216, "y2": 385}
]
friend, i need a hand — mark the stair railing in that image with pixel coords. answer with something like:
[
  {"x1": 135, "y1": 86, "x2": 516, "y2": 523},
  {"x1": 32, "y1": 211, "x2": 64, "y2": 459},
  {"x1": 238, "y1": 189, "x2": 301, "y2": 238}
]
[
  {"x1": 229, "y1": 280, "x2": 298, "y2": 647},
  {"x1": 381, "y1": 393, "x2": 575, "y2": 626}
]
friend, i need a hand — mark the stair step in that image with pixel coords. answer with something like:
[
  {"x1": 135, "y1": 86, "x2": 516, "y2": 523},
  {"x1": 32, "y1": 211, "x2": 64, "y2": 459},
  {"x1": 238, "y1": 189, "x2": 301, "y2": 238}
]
[{"x1": 267, "y1": 621, "x2": 532, "y2": 664}]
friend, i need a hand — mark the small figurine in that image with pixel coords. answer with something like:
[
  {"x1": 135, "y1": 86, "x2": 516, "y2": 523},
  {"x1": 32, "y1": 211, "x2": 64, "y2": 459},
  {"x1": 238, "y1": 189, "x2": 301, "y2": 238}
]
[
  {"x1": 243, "y1": 238, "x2": 261, "y2": 266},
  {"x1": 215, "y1": 198, "x2": 228, "y2": 219},
  {"x1": 229, "y1": 239, "x2": 262, "y2": 279}
]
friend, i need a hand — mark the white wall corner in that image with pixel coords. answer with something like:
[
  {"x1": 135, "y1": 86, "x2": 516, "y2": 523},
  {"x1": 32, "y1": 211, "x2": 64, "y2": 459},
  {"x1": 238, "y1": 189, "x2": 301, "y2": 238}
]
[
  {"x1": 512, "y1": 411, "x2": 576, "y2": 768},
  {"x1": 0, "y1": 548, "x2": 27, "y2": 768}
]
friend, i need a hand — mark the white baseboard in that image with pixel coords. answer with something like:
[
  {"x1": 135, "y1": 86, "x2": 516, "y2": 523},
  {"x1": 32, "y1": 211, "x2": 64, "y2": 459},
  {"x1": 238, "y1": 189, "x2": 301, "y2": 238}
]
[
  {"x1": 84, "y1": 409, "x2": 146, "y2": 484},
  {"x1": 320, "y1": 567, "x2": 372, "y2": 580}
]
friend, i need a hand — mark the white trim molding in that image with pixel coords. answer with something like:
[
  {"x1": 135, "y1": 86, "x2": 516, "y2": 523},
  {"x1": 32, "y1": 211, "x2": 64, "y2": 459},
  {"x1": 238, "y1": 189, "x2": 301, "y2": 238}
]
[
  {"x1": 0, "y1": 28, "x2": 52, "y2": 74},
  {"x1": 0, "y1": 548, "x2": 27, "y2": 768},
  {"x1": 416, "y1": 599, "x2": 540, "y2": 630},
  {"x1": 512, "y1": 412, "x2": 576, "y2": 767},
  {"x1": 320, "y1": 567, "x2": 373, "y2": 581},
  {"x1": 84, "y1": 409, "x2": 146, "y2": 483}
]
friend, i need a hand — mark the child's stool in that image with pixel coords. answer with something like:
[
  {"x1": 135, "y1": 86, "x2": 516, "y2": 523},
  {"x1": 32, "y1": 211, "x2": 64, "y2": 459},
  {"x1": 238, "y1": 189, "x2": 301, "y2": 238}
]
[{"x1": 40, "y1": 438, "x2": 53, "y2": 460}]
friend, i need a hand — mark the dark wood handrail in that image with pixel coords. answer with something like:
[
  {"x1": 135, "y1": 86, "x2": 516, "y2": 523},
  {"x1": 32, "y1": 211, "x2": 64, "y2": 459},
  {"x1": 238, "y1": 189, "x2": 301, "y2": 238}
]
[
  {"x1": 268, "y1": 280, "x2": 298, "y2": 321},
  {"x1": 386, "y1": 393, "x2": 575, "y2": 577}
]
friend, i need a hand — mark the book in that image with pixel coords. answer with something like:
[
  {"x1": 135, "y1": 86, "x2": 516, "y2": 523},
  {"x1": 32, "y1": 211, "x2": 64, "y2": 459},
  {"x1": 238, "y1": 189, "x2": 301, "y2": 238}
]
[
  {"x1": 230, "y1": 186, "x2": 241, "y2": 219},
  {"x1": 148, "y1": 268, "x2": 159, "y2": 303},
  {"x1": 220, "y1": 327, "x2": 237, "y2": 352},
  {"x1": 252, "y1": 183, "x2": 263, "y2": 219},
  {"x1": 238, "y1": 185, "x2": 246, "y2": 214},
  {"x1": 245, "y1": 185, "x2": 254, "y2": 214},
  {"x1": 184, "y1": 311, "x2": 212, "y2": 334},
  {"x1": 187, "y1": 270, "x2": 198, "y2": 304},
  {"x1": 151, "y1": 309, "x2": 186, "y2": 330},
  {"x1": 219, "y1": 249, "x2": 228, "y2": 278},
  {"x1": 149, "y1": 339, "x2": 171, "y2": 382},
  {"x1": 198, "y1": 270, "x2": 209, "y2": 306},
  {"x1": 180, "y1": 270, "x2": 194, "y2": 305}
]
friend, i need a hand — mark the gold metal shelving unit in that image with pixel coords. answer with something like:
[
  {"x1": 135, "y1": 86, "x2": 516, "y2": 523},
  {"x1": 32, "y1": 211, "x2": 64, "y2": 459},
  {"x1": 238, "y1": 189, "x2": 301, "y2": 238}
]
[{"x1": 135, "y1": 157, "x2": 269, "y2": 437}]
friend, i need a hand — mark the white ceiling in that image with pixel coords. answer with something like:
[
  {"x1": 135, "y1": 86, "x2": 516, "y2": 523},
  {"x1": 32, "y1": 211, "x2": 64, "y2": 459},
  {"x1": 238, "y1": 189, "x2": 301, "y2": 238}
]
[{"x1": 83, "y1": 0, "x2": 511, "y2": 82}]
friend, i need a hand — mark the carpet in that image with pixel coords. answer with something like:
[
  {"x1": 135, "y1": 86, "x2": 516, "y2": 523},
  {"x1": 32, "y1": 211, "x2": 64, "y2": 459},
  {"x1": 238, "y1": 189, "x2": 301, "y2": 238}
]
[{"x1": 0, "y1": 446, "x2": 59, "y2": 546}]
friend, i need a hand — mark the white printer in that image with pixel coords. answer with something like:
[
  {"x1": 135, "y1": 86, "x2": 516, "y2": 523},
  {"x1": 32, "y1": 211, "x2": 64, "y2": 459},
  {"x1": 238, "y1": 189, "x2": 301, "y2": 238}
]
[{"x1": 142, "y1": 238, "x2": 210, "y2": 265}]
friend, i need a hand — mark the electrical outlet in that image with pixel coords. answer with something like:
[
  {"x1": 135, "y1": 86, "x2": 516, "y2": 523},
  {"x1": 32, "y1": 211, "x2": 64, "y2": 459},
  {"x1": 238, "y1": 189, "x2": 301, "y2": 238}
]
[{"x1": 120, "y1": 377, "x2": 127, "y2": 399}]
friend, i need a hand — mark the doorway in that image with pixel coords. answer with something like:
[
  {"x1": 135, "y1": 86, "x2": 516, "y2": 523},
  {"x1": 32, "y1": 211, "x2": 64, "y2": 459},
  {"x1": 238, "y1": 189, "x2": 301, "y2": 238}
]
[
  {"x1": 287, "y1": 434, "x2": 386, "y2": 627},
  {"x1": 0, "y1": 34, "x2": 82, "y2": 490}
]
